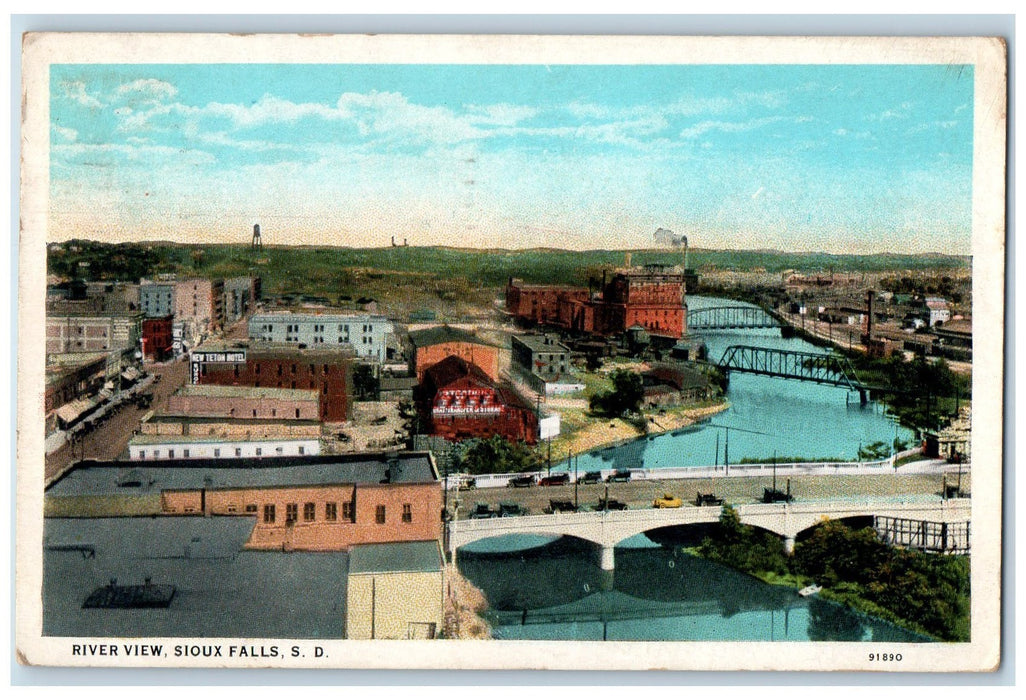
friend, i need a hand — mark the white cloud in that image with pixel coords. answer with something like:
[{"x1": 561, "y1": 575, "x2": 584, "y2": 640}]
[
  {"x1": 115, "y1": 79, "x2": 178, "y2": 102},
  {"x1": 466, "y1": 103, "x2": 538, "y2": 126},
  {"x1": 52, "y1": 126, "x2": 78, "y2": 143},
  {"x1": 679, "y1": 116, "x2": 785, "y2": 140},
  {"x1": 59, "y1": 80, "x2": 103, "y2": 108}
]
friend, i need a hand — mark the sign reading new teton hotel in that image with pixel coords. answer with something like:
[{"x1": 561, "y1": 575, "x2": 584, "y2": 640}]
[{"x1": 190, "y1": 350, "x2": 248, "y2": 384}]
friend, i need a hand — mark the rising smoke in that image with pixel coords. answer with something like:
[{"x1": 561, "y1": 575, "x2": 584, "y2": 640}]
[{"x1": 653, "y1": 227, "x2": 687, "y2": 249}]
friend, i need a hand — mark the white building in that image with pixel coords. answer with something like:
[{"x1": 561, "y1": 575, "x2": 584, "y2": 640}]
[
  {"x1": 248, "y1": 312, "x2": 395, "y2": 361},
  {"x1": 127, "y1": 434, "x2": 321, "y2": 461}
]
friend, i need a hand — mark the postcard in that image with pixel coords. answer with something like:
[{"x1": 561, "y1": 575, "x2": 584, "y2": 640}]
[{"x1": 17, "y1": 33, "x2": 1006, "y2": 672}]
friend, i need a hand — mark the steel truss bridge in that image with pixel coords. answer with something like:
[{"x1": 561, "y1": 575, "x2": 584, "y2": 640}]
[
  {"x1": 716, "y1": 345, "x2": 867, "y2": 394},
  {"x1": 688, "y1": 306, "x2": 782, "y2": 331}
]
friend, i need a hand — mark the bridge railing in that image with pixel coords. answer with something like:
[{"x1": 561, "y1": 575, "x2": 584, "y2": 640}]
[{"x1": 445, "y1": 458, "x2": 908, "y2": 490}]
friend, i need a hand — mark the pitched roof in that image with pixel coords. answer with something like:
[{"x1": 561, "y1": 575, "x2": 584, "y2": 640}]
[
  {"x1": 408, "y1": 325, "x2": 492, "y2": 348},
  {"x1": 422, "y1": 355, "x2": 494, "y2": 391}
]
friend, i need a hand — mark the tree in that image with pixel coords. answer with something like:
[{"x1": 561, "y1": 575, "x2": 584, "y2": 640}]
[
  {"x1": 450, "y1": 435, "x2": 542, "y2": 475},
  {"x1": 589, "y1": 369, "x2": 644, "y2": 417},
  {"x1": 352, "y1": 364, "x2": 377, "y2": 400}
]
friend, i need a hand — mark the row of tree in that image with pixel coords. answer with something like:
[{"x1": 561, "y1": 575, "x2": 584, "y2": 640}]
[{"x1": 698, "y1": 506, "x2": 970, "y2": 641}]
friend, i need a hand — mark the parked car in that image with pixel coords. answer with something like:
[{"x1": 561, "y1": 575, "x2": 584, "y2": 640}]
[
  {"x1": 508, "y1": 475, "x2": 536, "y2": 488},
  {"x1": 597, "y1": 497, "x2": 628, "y2": 511},
  {"x1": 652, "y1": 493, "x2": 683, "y2": 508},
  {"x1": 762, "y1": 487, "x2": 794, "y2": 504},
  {"x1": 456, "y1": 476, "x2": 477, "y2": 490},
  {"x1": 694, "y1": 492, "x2": 724, "y2": 507},
  {"x1": 548, "y1": 499, "x2": 578, "y2": 514},
  {"x1": 607, "y1": 469, "x2": 632, "y2": 483},
  {"x1": 539, "y1": 473, "x2": 570, "y2": 486},
  {"x1": 498, "y1": 502, "x2": 528, "y2": 517},
  {"x1": 469, "y1": 503, "x2": 496, "y2": 519},
  {"x1": 579, "y1": 471, "x2": 603, "y2": 484}
]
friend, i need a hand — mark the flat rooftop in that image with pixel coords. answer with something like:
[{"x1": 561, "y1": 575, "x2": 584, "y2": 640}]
[
  {"x1": 174, "y1": 384, "x2": 319, "y2": 402},
  {"x1": 513, "y1": 334, "x2": 570, "y2": 352},
  {"x1": 46, "y1": 453, "x2": 438, "y2": 498},
  {"x1": 192, "y1": 340, "x2": 355, "y2": 360},
  {"x1": 348, "y1": 541, "x2": 442, "y2": 576},
  {"x1": 44, "y1": 517, "x2": 348, "y2": 638},
  {"x1": 251, "y1": 311, "x2": 388, "y2": 322}
]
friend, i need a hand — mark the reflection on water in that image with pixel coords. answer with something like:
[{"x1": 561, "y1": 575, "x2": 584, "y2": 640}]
[
  {"x1": 458, "y1": 535, "x2": 929, "y2": 642},
  {"x1": 558, "y1": 296, "x2": 914, "y2": 472}
]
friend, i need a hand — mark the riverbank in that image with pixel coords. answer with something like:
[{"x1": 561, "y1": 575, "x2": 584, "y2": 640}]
[
  {"x1": 443, "y1": 563, "x2": 493, "y2": 639},
  {"x1": 544, "y1": 400, "x2": 730, "y2": 460}
]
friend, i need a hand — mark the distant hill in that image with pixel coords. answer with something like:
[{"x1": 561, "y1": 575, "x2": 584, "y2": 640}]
[{"x1": 47, "y1": 239, "x2": 970, "y2": 295}]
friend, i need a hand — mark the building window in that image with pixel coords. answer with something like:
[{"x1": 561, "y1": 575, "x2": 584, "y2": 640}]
[
  {"x1": 402, "y1": 503, "x2": 412, "y2": 523},
  {"x1": 325, "y1": 502, "x2": 337, "y2": 521},
  {"x1": 255, "y1": 447, "x2": 262, "y2": 456},
  {"x1": 286, "y1": 503, "x2": 298, "y2": 523},
  {"x1": 342, "y1": 501, "x2": 354, "y2": 521},
  {"x1": 235, "y1": 447, "x2": 242, "y2": 457},
  {"x1": 226, "y1": 504, "x2": 237, "y2": 513},
  {"x1": 298, "y1": 445, "x2": 305, "y2": 455},
  {"x1": 275, "y1": 446, "x2": 284, "y2": 455},
  {"x1": 295, "y1": 408, "x2": 301, "y2": 419},
  {"x1": 245, "y1": 504, "x2": 257, "y2": 513},
  {"x1": 139, "y1": 450, "x2": 145, "y2": 460},
  {"x1": 375, "y1": 505, "x2": 386, "y2": 524},
  {"x1": 303, "y1": 502, "x2": 315, "y2": 521},
  {"x1": 154, "y1": 450, "x2": 160, "y2": 458},
  {"x1": 183, "y1": 449, "x2": 190, "y2": 458},
  {"x1": 263, "y1": 504, "x2": 276, "y2": 523}
]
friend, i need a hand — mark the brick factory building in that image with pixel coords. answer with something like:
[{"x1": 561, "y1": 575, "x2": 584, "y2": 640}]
[
  {"x1": 407, "y1": 325, "x2": 500, "y2": 382},
  {"x1": 418, "y1": 355, "x2": 539, "y2": 443},
  {"x1": 140, "y1": 315, "x2": 174, "y2": 362},
  {"x1": 46, "y1": 452, "x2": 442, "y2": 552},
  {"x1": 192, "y1": 342, "x2": 354, "y2": 422},
  {"x1": 506, "y1": 264, "x2": 687, "y2": 339},
  {"x1": 47, "y1": 293, "x2": 143, "y2": 355}
]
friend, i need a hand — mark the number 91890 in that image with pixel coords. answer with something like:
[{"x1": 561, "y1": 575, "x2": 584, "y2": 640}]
[{"x1": 868, "y1": 653, "x2": 903, "y2": 662}]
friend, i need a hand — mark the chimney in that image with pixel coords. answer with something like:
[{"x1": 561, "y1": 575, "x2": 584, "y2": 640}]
[{"x1": 865, "y1": 290, "x2": 875, "y2": 341}]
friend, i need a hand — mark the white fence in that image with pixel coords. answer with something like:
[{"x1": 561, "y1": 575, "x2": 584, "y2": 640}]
[{"x1": 442, "y1": 454, "x2": 960, "y2": 491}]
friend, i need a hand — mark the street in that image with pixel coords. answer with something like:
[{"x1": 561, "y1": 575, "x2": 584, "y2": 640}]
[{"x1": 45, "y1": 356, "x2": 190, "y2": 485}]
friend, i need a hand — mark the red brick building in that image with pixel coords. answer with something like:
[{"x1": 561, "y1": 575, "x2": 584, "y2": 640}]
[
  {"x1": 506, "y1": 265, "x2": 687, "y2": 339},
  {"x1": 505, "y1": 280, "x2": 590, "y2": 326},
  {"x1": 194, "y1": 343, "x2": 353, "y2": 422},
  {"x1": 407, "y1": 326, "x2": 500, "y2": 381},
  {"x1": 141, "y1": 315, "x2": 174, "y2": 362},
  {"x1": 418, "y1": 356, "x2": 538, "y2": 443}
]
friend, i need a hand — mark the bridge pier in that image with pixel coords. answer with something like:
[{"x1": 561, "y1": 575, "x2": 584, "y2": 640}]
[
  {"x1": 598, "y1": 544, "x2": 615, "y2": 571},
  {"x1": 783, "y1": 536, "x2": 795, "y2": 556}
]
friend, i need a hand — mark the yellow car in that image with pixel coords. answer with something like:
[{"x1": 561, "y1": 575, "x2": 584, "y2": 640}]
[{"x1": 652, "y1": 493, "x2": 683, "y2": 508}]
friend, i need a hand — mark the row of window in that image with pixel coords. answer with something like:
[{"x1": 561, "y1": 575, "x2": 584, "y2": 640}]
[
  {"x1": 256, "y1": 502, "x2": 413, "y2": 525},
  {"x1": 136, "y1": 444, "x2": 307, "y2": 460},
  {"x1": 259, "y1": 324, "x2": 375, "y2": 333}
]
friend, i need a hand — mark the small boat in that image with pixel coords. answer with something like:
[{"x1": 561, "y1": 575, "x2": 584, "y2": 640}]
[{"x1": 798, "y1": 584, "x2": 822, "y2": 597}]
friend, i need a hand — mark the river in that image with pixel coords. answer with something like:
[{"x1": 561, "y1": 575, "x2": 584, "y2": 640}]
[{"x1": 456, "y1": 295, "x2": 928, "y2": 642}]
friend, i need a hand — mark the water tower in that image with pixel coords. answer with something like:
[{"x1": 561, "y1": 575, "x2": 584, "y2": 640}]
[{"x1": 252, "y1": 224, "x2": 262, "y2": 250}]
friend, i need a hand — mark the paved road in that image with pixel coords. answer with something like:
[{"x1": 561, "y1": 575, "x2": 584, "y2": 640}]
[
  {"x1": 44, "y1": 357, "x2": 190, "y2": 484},
  {"x1": 449, "y1": 471, "x2": 970, "y2": 520}
]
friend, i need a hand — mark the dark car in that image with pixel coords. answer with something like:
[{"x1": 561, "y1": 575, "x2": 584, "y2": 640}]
[
  {"x1": 761, "y1": 488, "x2": 794, "y2": 504},
  {"x1": 548, "y1": 499, "x2": 578, "y2": 514},
  {"x1": 508, "y1": 475, "x2": 537, "y2": 488},
  {"x1": 597, "y1": 497, "x2": 628, "y2": 511},
  {"x1": 579, "y1": 471, "x2": 603, "y2": 484},
  {"x1": 469, "y1": 503, "x2": 496, "y2": 519},
  {"x1": 498, "y1": 502, "x2": 528, "y2": 517},
  {"x1": 694, "y1": 492, "x2": 724, "y2": 507},
  {"x1": 607, "y1": 469, "x2": 632, "y2": 483},
  {"x1": 539, "y1": 473, "x2": 570, "y2": 486}
]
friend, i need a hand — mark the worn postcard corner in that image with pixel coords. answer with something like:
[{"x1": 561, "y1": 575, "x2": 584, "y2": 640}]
[{"x1": 16, "y1": 32, "x2": 1006, "y2": 673}]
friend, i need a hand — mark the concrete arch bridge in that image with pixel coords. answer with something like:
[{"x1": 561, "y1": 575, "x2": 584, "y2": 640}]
[{"x1": 448, "y1": 498, "x2": 970, "y2": 572}]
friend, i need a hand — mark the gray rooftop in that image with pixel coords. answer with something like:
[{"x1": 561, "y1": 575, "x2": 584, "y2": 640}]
[
  {"x1": 44, "y1": 517, "x2": 348, "y2": 638},
  {"x1": 175, "y1": 384, "x2": 320, "y2": 402},
  {"x1": 47, "y1": 453, "x2": 438, "y2": 498},
  {"x1": 348, "y1": 541, "x2": 442, "y2": 575},
  {"x1": 513, "y1": 334, "x2": 570, "y2": 353}
]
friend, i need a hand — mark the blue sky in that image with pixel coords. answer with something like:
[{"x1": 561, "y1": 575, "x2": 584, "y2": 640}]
[{"x1": 49, "y1": 63, "x2": 974, "y2": 253}]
